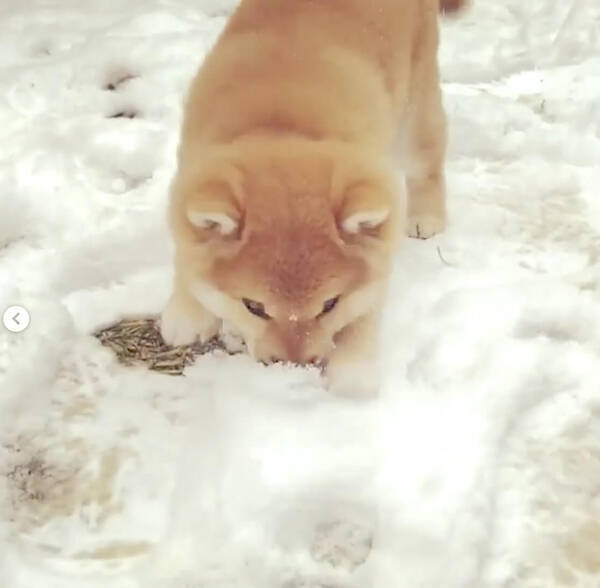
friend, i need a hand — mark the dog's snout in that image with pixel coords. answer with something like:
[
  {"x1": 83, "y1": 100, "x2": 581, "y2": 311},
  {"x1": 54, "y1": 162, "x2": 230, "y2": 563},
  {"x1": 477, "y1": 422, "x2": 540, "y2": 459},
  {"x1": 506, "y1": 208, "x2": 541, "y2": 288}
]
[{"x1": 263, "y1": 354, "x2": 324, "y2": 368}]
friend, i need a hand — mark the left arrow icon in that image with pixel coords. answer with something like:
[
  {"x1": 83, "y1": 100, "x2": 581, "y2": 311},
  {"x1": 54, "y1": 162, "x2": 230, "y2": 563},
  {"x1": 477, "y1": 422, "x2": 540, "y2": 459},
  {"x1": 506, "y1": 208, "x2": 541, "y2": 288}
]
[{"x1": 3, "y1": 306, "x2": 30, "y2": 333}]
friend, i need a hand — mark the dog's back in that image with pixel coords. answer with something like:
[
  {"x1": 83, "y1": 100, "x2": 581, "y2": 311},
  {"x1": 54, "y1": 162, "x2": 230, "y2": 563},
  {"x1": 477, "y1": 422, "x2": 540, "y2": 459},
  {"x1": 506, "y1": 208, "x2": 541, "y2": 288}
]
[{"x1": 179, "y1": 0, "x2": 442, "y2": 160}]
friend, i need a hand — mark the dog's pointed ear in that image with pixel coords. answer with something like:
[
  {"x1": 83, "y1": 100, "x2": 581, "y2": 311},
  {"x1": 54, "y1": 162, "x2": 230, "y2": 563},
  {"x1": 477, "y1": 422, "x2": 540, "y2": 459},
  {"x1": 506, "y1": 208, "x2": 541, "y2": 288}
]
[
  {"x1": 187, "y1": 185, "x2": 241, "y2": 238},
  {"x1": 340, "y1": 205, "x2": 390, "y2": 235},
  {"x1": 185, "y1": 180, "x2": 243, "y2": 241},
  {"x1": 336, "y1": 182, "x2": 391, "y2": 239}
]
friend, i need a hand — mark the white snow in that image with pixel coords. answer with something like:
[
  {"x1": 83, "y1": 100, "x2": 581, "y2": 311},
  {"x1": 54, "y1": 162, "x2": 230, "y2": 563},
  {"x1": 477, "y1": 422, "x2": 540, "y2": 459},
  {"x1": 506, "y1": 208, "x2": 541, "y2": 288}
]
[{"x1": 1, "y1": 1, "x2": 599, "y2": 587}]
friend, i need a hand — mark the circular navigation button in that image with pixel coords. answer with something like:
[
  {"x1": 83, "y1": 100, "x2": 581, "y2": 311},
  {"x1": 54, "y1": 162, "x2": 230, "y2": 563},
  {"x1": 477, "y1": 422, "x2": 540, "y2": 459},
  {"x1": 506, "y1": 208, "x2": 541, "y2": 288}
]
[{"x1": 3, "y1": 305, "x2": 31, "y2": 333}]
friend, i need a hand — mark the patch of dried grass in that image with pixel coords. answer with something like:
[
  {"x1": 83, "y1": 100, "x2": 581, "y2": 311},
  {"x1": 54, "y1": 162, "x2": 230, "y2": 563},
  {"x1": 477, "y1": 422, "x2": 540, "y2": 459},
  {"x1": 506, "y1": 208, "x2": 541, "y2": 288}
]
[{"x1": 94, "y1": 318, "x2": 226, "y2": 375}]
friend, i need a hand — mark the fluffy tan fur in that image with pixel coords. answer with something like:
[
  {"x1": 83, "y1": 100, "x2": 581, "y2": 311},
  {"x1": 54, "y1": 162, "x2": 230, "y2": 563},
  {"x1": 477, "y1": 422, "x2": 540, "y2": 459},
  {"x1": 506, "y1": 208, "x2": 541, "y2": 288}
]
[{"x1": 162, "y1": 0, "x2": 467, "y2": 395}]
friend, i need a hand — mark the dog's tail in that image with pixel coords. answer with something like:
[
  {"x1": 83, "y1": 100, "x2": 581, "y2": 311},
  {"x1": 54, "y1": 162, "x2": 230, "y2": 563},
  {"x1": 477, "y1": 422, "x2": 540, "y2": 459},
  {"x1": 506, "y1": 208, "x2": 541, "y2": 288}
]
[{"x1": 439, "y1": 0, "x2": 469, "y2": 15}]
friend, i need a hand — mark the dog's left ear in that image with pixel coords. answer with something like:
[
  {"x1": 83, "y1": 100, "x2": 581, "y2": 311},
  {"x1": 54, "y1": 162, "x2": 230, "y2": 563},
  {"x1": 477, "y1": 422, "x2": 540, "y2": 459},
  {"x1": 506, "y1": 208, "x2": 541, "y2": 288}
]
[
  {"x1": 336, "y1": 182, "x2": 391, "y2": 238},
  {"x1": 339, "y1": 202, "x2": 390, "y2": 235}
]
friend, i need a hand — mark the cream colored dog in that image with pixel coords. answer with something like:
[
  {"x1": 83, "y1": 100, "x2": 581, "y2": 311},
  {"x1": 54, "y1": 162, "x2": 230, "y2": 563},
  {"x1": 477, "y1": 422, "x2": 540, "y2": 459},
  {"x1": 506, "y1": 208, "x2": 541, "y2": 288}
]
[{"x1": 161, "y1": 0, "x2": 467, "y2": 395}]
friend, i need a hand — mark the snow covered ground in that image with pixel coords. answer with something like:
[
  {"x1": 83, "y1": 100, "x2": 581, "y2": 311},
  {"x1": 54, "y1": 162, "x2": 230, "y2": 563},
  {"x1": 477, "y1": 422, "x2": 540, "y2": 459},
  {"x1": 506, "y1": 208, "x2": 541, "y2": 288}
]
[{"x1": 1, "y1": 0, "x2": 599, "y2": 586}]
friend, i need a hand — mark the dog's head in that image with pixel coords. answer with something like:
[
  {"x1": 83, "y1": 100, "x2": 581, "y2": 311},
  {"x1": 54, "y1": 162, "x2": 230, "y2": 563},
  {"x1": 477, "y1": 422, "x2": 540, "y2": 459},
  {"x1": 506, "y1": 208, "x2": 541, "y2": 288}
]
[{"x1": 171, "y1": 138, "x2": 401, "y2": 365}]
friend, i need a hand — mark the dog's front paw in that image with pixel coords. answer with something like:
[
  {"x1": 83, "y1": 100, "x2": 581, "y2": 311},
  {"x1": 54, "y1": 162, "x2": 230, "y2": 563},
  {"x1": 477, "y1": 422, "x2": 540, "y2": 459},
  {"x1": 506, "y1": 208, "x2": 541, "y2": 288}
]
[
  {"x1": 406, "y1": 213, "x2": 446, "y2": 239},
  {"x1": 160, "y1": 294, "x2": 220, "y2": 347}
]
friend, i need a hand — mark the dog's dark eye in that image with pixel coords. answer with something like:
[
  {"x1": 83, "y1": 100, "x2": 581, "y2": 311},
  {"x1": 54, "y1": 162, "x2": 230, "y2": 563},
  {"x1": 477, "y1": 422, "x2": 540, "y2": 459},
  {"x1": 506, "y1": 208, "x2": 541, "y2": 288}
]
[
  {"x1": 320, "y1": 296, "x2": 340, "y2": 316},
  {"x1": 243, "y1": 298, "x2": 270, "y2": 320}
]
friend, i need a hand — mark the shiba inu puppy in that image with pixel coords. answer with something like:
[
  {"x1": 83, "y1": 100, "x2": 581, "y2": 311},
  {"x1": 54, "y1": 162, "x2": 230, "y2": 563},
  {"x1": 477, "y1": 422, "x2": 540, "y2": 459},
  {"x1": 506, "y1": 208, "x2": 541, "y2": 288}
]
[{"x1": 161, "y1": 0, "x2": 468, "y2": 395}]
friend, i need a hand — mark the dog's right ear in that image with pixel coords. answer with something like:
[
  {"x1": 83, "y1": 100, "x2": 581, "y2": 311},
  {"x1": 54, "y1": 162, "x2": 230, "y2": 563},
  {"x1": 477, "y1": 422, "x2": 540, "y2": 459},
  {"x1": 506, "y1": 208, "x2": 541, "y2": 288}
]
[
  {"x1": 177, "y1": 156, "x2": 246, "y2": 241},
  {"x1": 186, "y1": 180, "x2": 242, "y2": 238}
]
